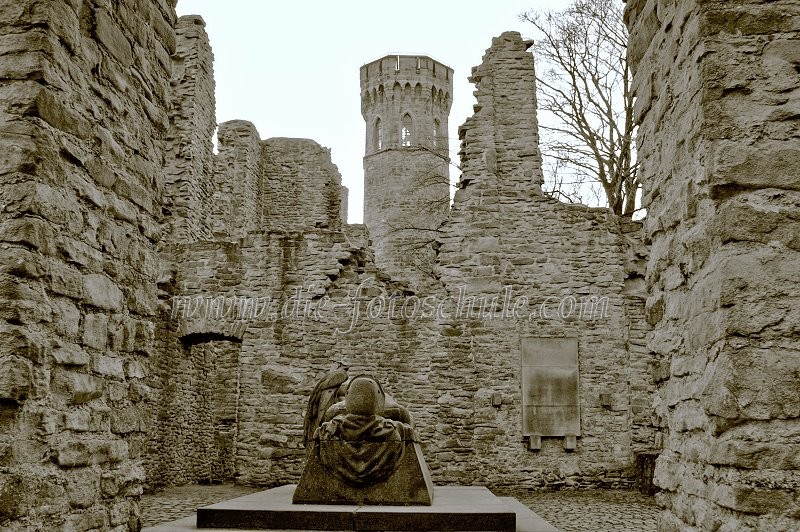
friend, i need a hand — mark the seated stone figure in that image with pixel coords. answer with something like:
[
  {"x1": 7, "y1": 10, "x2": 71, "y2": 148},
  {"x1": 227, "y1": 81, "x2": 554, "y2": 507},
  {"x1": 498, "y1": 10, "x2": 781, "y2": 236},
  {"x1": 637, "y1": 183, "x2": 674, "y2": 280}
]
[
  {"x1": 293, "y1": 373, "x2": 434, "y2": 505},
  {"x1": 316, "y1": 375, "x2": 416, "y2": 486}
]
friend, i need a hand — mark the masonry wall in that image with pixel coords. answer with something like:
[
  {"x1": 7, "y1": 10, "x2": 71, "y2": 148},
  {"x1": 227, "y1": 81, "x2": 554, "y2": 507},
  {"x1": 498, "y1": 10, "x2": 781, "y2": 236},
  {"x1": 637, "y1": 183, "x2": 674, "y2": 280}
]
[
  {"x1": 163, "y1": 16, "x2": 216, "y2": 243},
  {"x1": 146, "y1": 18, "x2": 347, "y2": 487},
  {"x1": 261, "y1": 138, "x2": 343, "y2": 232},
  {"x1": 145, "y1": 241, "x2": 244, "y2": 488},
  {"x1": 626, "y1": 0, "x2": 800, "y2": 529},
  {"x1": 212, "y1": 120, "x2": 263, "y2": 240},
  {"x1": 432, "y1": 31, "x2": 656, "y2": 486},
  {"x1": 0, "y1": 0, "x2": 174, "y2": 529}
]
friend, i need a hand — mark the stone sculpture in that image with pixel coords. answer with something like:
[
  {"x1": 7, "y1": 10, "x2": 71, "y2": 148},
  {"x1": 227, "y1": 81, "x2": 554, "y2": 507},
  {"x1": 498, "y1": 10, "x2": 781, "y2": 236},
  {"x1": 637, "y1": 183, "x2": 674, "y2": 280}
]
[{"x1": 293, "y1": 372, "x2": 434, "y2": 505}]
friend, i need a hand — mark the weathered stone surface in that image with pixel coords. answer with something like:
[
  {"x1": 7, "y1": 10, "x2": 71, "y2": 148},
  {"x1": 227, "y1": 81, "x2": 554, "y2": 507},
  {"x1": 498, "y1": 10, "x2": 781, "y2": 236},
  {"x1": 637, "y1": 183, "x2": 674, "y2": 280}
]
[
  {"x1": 65, "y1": 467, "x2": 100, "y2": 508},
  {"x1": 52, "y1": 344, "x2": 90, "y2": 366},
  {"x1": 55, "y1": 439, "x2": 128, "y2": 467},
  {"x1": 0, "y1": 355, "x2": 32, "y2": 402},
  {"x1": 57, "y1": 371, "x2": 104, "y2": 404},
  {"x1": 626, "y1": 0, "x2": 800, "y2": 528},
  {"x1": 0, "y1": 325, "x2": 48, "y2": 364},
  {"x1": 0, "y1": 0, "x2": 171, "y2": 527},
  {"x1": 82, "y1": 273, "x2": 124, "y2": 311}
]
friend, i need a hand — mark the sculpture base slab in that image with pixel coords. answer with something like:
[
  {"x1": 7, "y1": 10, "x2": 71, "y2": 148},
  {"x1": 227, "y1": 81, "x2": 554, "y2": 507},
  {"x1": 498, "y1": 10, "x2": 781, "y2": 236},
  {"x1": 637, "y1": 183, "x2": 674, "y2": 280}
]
[{"x1": 143, "y1": 484, "x2": 558, "y2": 531}]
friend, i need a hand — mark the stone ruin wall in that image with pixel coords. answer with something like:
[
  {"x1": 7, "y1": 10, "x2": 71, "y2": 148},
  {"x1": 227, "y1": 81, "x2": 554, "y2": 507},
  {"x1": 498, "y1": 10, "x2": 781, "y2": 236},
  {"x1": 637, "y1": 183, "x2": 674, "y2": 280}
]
[
  {"x1": 0, "y1": 0, "x2": 175, "y2": 529},
  {"x1": 626, "y1": 0, "x2": 800, "y2": 529},
  {"x1": 163, "y1": 15, "x2": 216, "y2": 243},
  {"x1": 429, "y1": 32, "x2": 656, "y2": 487},
  {"x1": 152, "y1": 27, "x2": 657, "y2": 492}
]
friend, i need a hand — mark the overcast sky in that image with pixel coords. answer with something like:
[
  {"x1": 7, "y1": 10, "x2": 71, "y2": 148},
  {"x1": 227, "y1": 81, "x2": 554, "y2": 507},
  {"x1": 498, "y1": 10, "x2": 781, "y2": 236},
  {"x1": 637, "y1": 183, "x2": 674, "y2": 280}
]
[{"x1": 175, "y1": 1, "x2": 572, "y2": 223}]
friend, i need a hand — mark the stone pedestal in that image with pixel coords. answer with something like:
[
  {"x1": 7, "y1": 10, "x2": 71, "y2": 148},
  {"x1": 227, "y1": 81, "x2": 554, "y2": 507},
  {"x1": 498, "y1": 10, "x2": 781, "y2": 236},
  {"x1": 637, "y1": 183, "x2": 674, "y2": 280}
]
[
  {"x1": 293, "y1": 441, "x2": 434, "y2": 505},
  {"x1": 143, "y1": 484, "x2": 558, "y2": 531}
]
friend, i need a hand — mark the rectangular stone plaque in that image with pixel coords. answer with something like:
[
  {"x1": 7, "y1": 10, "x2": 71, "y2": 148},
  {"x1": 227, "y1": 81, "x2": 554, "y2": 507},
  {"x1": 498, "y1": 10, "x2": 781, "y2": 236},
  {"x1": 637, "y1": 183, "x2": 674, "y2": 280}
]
[{"x1": 520, "y1": 337, "x2": 580, "y2": 437}]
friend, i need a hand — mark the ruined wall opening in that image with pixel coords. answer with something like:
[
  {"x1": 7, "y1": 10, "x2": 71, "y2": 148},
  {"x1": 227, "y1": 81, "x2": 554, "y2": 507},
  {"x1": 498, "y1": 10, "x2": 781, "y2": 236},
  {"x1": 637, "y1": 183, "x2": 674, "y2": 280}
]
[{"x1": 148, "y1": 333, "x2": 243, "y2": 487}]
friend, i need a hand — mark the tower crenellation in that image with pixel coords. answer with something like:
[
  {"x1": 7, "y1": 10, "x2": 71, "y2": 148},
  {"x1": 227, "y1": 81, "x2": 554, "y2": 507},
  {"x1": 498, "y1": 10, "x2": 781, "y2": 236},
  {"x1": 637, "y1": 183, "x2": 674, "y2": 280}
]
[{"x1": 360, "y1": 55, "x2": 452, "y2": 154}]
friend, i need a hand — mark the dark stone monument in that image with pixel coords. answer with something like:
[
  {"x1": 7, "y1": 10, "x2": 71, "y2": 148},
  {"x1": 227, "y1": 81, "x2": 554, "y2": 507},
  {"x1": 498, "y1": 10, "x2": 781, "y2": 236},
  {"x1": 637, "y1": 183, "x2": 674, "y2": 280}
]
[{"x1": 293, "y1": 374, "x2": 434, "y2": 505}]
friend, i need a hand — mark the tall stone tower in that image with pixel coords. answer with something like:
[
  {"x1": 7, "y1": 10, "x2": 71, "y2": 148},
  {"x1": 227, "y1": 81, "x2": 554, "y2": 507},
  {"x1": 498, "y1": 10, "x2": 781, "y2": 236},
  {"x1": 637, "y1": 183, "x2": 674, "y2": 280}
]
[{"x1": 360, "y1": 55, "x2": 453, "y2": 284}]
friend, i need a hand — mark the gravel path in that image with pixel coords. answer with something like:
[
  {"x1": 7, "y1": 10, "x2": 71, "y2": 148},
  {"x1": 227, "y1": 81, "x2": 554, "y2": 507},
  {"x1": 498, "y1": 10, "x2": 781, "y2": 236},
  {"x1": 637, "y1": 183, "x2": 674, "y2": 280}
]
[{"x1": 141, "y1": 483, "x2": 659, "y2": 531}]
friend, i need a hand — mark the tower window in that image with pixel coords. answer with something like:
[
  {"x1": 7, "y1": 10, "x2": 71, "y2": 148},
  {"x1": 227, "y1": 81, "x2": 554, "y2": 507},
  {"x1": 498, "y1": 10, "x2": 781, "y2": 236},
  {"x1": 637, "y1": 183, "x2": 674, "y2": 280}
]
[
  {"x1": 433, "y1": 119, "x2": 440, "y2": 148},
  {"x1": 401, "y1": 114, "x2": 413, "y2": 146},
  {"x1": 374, "y1": 118, "x2": 383, "y2": 151}
]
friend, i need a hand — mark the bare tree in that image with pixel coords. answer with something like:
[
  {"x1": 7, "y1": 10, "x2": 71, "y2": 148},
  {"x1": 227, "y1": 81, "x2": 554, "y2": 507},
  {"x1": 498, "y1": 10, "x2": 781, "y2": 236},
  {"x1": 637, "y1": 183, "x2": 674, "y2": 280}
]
[{"x1": 522, "y1": 0, "x2": 640, "y2": 217}]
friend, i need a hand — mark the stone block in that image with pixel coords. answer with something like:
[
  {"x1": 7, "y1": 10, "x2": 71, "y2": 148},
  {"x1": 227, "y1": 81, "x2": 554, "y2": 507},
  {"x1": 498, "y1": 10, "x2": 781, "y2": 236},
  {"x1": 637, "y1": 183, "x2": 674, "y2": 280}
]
[
  {"x1": 0, "y1": 275, "x2": 52, "y2": 324},
  {"x1": 49, "y1": 263, "x2": 84, "y2": 299},
  {"x1": 127, "y1": 281, "x2": 158, "y2": 317},
  {"x1": 0, "y1": 51, "x2": 44, "y2": 81},
  {"x1": 109, "y1": 499, "x2": 130, "y2": 526},
  {"x1": 125, "y1": 360, "x2": 146, "y2": 379},
  {"x1": 55, "y1": 439, "x2": 128, "y2": 467},
  {"x1": 0, "y1": 355, "x2": 32, "y2": 402},
  {"x1": 0, "y1": 325, "x2": 48, "y2": 364},
  {"x1": 0, "y1": 217, "x2": 55, "y2": 254},
  {"x1": 52, "y1": 344, "x2": 90, "y2": 366},
  {"x1": 712, "y1": 484, "x2": 796, "y2": 515},
  {"x1": 95, "y1": 8, "x2": 133, "y2": 66},
  {"x1": 92, "y1": 354, "x2": 125, "y2": 380},
  {"x1": 0, "y1": 473, "x2": 39, "y2": 520},
  {"x1": 128, "y1": 381, "x2": 151, "y2": 402},
  {"x1": 63, "y1": 510, "x2": 108, "y2": 532},
  {"x1": 703, "y1": 347, "x2": 800, "y2": 427},
  {"x1": 711, "y1": 141, "x2": 800, "y2": 193},
  {"x1": 82, "y1": 313, "x2": 108, "y2": 350},
  {"x1": 0, "y1": 246, "x2": 45, "y2": 279},
  {"x1": 261, "y1": 364, "x2": 301, "y2": 393},
  {"x1": 708, "y1": 440, "x2": 800, "y2": 470},
  {"x1": 110, "y1": 404, "x2": 142, "y2": 434},
  {"x1": 57, "y1": 370, "x2": 104, "y2": 404},
  {"x1": 57, "y1": 237, "x2": 103, "y2": 270},
  {"x1": 65, "y1": 467, "x2": 100, "y2": 508},
  {"x1": 33, "y1": 88, "x2": 91, "y2": 140},
  {"x1": 82, "y1": 273, "x2": 124, "y2": 311},
  {"x1": 100, "y1": 462, "x2": 144, "y2": 498},
  {"x1": 65, "y1": 409, "x2": 91, "y2": 432}
]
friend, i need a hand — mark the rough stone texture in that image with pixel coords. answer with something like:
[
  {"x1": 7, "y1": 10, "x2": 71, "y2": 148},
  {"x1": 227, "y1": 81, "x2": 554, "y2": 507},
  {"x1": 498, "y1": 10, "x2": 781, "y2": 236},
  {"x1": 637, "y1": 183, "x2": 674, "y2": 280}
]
[
  {"x1": 361, "y1": 55, "x2": 453, "y2": 287},
  {"x1": 430, "y1": 31, "x2": 655, "y2": 488},
  {"x1": 626, "y1": 0, "x2": 800, "y2": 529},
  {"x1": 0, "y1": 0, "x2": 174, "y2": 529},
  {"x1": 163, "y1": 15, "x2": 216, "y2": 243},
  {"x1": 209, "y1": 122, "x2": 344, "y2": 239},
  {"x1": 261, "y1": 138, "x2": 344, "y2": 232}
]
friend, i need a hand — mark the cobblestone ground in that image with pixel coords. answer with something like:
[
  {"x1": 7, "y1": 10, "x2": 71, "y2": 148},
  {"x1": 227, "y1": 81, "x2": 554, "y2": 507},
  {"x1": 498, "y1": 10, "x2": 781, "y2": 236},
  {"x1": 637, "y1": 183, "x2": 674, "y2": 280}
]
[
  {"x1": 142, "y1": 483, "x2": 261, "y2": 527},
  {"x1": 141, "y1": 484, "x2": 659, "y2": 531},
  {"x1": 512, "y1": 489, "x2": 659, "y2": 531}
]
